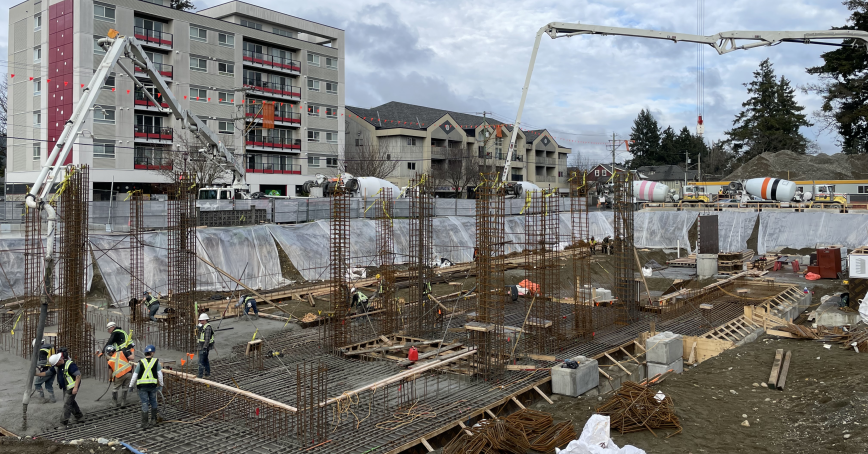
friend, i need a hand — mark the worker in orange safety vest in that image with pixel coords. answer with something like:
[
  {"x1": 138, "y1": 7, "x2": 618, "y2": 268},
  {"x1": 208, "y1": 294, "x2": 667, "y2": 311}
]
[{"x1": 103, "y1": 345, "x2": 132, "y2": 407}]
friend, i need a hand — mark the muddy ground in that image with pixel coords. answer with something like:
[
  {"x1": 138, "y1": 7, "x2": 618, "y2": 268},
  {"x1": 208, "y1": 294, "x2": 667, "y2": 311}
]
[
  {"x1": 0, "y1": 438, "x2": 122, "y2": 453},
  {"x1": 534, "y1": 334, "x2": 867, "y2": 454}
]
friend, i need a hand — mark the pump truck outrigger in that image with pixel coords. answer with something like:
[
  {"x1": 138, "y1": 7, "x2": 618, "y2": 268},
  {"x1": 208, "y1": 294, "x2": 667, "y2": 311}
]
[{"x1": 20, "y1": 29, "x2": 253, "y2": 420}]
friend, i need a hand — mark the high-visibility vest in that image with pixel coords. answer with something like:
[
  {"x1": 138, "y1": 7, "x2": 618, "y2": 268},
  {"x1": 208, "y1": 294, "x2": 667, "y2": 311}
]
[
  {"x1": 62, "y1": 360, "x2": 77, "y2": 390},
  {"x1": 108, "y1": 351, "x2": 131, "y2": 379},
  {"x1": 113, "y1": 329, "x2": 132, "y2": 351},
  {"x1": 423, "y1": 282, "x2": 432, "y2": 295},
  {"x1": 198, "y1": 323, "x2": 214, "y2": 345},
  {"x1": 357, "y1": 292, "x2": 368, "y2": 303},
  {"x1": 137, "y1": 358, "x2": 159, "y2": 386},
  {"x1": 144, "y1": 295, "x2": 159, "y2": 307},
  {"x1": 244, "y1": 296, "x2": 255, "y2": 307}
]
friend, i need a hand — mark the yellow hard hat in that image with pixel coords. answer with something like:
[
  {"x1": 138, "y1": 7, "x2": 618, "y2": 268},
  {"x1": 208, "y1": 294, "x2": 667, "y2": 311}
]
[{"x1": 376, "y1": 274, "x2": 381, "y2": 279}]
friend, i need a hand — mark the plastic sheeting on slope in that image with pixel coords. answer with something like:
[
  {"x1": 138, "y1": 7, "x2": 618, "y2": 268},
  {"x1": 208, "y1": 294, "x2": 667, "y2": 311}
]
[
  {"x1": 713, "y1": 212, "x2": 758, "y2": 253},
  {"x1": 757, "y1": 212, "x2": 868, "y2": 255},
  {"x1": 0, "y1": 238, "x2": 94, "y2": 301},
  {"x1": 633, "y1": 211, "x2": 696, "y2": 250},
  {"x1": 89, "y1": 225, "x2": 287, "y2": 306}
]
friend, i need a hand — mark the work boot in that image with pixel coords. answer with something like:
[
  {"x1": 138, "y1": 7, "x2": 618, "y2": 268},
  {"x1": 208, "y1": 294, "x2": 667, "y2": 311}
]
[
  {"x1": 47, "y1": 391, "x2": 56, "y2": 404},
  {"x1": 150, "y1": 408, "x2": 160, "y2": 426},
  {"x1": 112, "y1": 391, "x2": 119, "y2": 408},
  {"x1": 60, "y1": 419, "x2": 69, "y2": 427},
  {"x1": 74, "y1": 413, "x2": 84, "y2": 423},
  {"x1": 36, "y1": 390, "x2": 46, "y2": 403},
  {"x1": 141, "y1": 411, "x2": 149, "y2": 429},
  {"x1": 121, "y1": 391, "x2": 128, "y2": 407}
]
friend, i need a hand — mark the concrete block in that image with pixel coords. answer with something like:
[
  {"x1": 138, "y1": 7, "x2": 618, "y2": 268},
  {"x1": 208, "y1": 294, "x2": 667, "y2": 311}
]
[
  {"x1": 551, "y1": 356, "x2": 599, "y2": 397},
  {"x1": 645, "y1": 331, "x2": 683, "y2": 365},
  {"x1": 594, "y1": 289, "x2": 612, "y2": 302},
  {"x1": 648, "y1": 358, "x2": 683, "y2": 377}
]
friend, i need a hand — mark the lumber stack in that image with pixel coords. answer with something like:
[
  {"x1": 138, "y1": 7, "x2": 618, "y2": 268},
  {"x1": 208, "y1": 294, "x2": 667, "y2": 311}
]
[
  {"x1": 596, "y1": 381, "x2": 682, "y2": 437},
  {"x1": 766, "y1": 349, "x2": 792, "y2": 390},
  {"x1": 769, "y1": 323, "x2": 868, "y2": 352}
]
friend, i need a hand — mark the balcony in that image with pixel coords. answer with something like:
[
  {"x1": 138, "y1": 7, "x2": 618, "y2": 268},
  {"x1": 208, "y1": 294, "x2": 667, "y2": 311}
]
[
  {"x1": 534, "y1": 157, "x2": 556, "y2": 166},
  {"x1": 134, "y1": 61, "x2": 173, "y2": 79},
  {"x1": 245, "y1": 110, "x2": 301, "y2": 126},
  {"x1": 242, "y1": 50, "x2": 301, "y2": 74},
  {"x1": 243, "y1": 78, "x2": 301, "y2": 100},
  {"x1": 134, "y1": 90, "x2": 169, "y2": 111},
  {"x1": 431, "y1": 146, "x2": 448, "y2": 159},
  {"x1": 245, "y1": 136, "x2": 302, "y2": 151},
  {"x1": 134, "y1": 26, "x2": 172, "y2": 49},
  {"x1": 246, "y1": 157, "x2": 301, "y2": 174},
  {"x1": 535, "y1": 175, "x2": 556, "y2": 183},
  {"x1": 134, "y1": 125, "x2": 173, "y2": 142},
  {"x1": 134, "y1": 148, "x2": 172, "y2": 170}
]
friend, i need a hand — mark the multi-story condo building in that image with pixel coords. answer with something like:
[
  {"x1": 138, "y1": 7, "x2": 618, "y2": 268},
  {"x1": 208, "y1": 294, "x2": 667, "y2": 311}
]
[
  {"x1": 346, "y1": 102, "x2": 571, "y2": 196},
  {"x1": 6, "y1": 0, "x2": 344, "y2": 199}
]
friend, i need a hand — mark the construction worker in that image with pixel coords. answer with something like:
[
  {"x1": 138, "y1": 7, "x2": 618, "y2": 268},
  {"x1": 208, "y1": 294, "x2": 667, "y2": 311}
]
[
  {"x1": 351, "y1": 287, "x2": 369, "y2": 312},
  {"x1": 602, "y1": 236, "x2": 611, "y2": 255},
  {"x1": 43, "y1": 352, "x2": 84, "y2": 426},
  {"x1": 104, "y1": 322, "x2": 134, "y2": 360},
  {"x1": 103, "y1": 345, "x2": 132, "y2": 408},
  {"x1": 129, "y1": 344, "x2": 163, "y2": 429},
  {"x1": 33, "y1": 338, "x2": 57, "y2": 404},
  {"x1": 235, "y1": 294, "x2": 259, "y2": 318},
  {"x1": 590, "y1": 236, "x2": 597, "y2": 255},
  {"x1": 197, "y1": 313, "x2": 215, "y2": 378},
  {"x1": 142, "y1": 290, "x2": 160, "y2": 322}
]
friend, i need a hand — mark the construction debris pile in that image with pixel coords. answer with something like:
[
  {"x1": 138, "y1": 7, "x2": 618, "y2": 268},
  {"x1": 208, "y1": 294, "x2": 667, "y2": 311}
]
[
  {"x1": 725, "y1": 150, "x2": 868, "y2": 181},
  {"x1": 443, "y1": 409, "x2": 576, "y2": 454},
  {"x1": 596, "y1": 381, "x2": 682, "y2": 438},
  {"x1": 774, "y1": 323, "x2": 868, "y2": 352}
]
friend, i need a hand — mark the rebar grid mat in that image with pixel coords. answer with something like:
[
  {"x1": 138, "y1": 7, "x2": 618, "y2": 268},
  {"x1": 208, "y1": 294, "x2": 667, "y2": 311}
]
[
  {"x1": 296, "y1": 361, "x2": 328, "y2": 445},
  {"x1": 596, "y1": 381, "x2": 682, "y2": 438},
  {"x1": 21, "y1": 206, "x2": 43, "y2": 358},
  {"x1": 56, "y1": 166, "x2": 96, "y2": 375},
  {"x1": 326, "y1": 188, "x2": 351, "y2": 352},
  {"x1": 164, "y1": 175, "x2": 198, "y2": 352},
  {"x1": 129, "y1": 191, "x2": 146, "y2": 333},
  {"x1": 570, "y1": 172, "x2": 594, "y2": 337},
  {"x1": 524, "y1": 190, "x2": 562, "y2": 354},
  {"x1": 443, "y1": 409, "x2": 576, "y2": 454},
  {"x1": 407, "y1": 174, "x2": 439, "y2": 339},
  {"x1": 376, "y1": 188, "x2": 399, "y2": 336},
  {"x1": 473, "y1": 176, "x2": 506, "y2": 381},
  {"x1": 612, "y1": 172, "x2": 638, "y2": 325}
]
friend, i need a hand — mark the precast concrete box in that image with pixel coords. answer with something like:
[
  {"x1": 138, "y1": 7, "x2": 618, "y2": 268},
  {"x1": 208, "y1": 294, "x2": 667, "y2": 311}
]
[
  {"x1": 551, "y1": 355, "x2": 599, "y2": 397},
  {"x1": 648, "y1": 358, "x2": 683, "y2": 377},
  {"x1": 645, "y1": 331, "x2": 683, "y2": 365}
]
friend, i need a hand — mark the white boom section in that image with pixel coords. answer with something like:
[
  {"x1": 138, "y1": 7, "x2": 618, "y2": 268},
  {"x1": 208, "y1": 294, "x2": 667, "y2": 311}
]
[{"x1": 500, "y1": 23, "x2": 868, "y2": 184}]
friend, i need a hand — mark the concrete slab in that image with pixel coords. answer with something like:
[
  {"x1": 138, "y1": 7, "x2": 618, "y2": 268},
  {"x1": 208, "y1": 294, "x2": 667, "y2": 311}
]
[
  {"x1": 594, "y1": 361, "x2": 646, "y2": 395},
  {"x1": 552, "y1": 356, "x2": 599, "y2": 397},
  {"x1": 648, "y1": 358, "x2": 684, "y2": 377},
  {"x1": 814, "y1": 300, "x2": 862, "y2": 327},
  {"x1": 645, "y1": 331, "x2": 683, "y2": 364}
]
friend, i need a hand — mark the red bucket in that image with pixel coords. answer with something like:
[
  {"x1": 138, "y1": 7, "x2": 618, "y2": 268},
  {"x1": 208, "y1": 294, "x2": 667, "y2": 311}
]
[{"x1": 408, "y1": 347, "x2": 419, "y2": 362}]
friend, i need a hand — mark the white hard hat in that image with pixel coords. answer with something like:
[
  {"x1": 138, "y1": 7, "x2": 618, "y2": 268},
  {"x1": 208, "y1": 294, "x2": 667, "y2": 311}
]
[
  {"x1": 198, "y1": 313, "x2": 210, "y2": 321},
  {"x1": 350, "y1": 287, "x2": 357, "y2": 293},
  {"x1": 106, "y1": 322, "x2": 117, "y2": 330},
  {"x1": 48, "y1": 353, "x2": 62, "y2": 366},
  {"x1": 32, "y1": 338, "x2": 45, "y2": 347}
]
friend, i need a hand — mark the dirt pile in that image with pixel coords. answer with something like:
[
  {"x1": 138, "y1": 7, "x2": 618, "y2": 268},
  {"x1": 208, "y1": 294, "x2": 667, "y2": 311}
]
[{"x1": 726, "y1": 150, "x2": 868, "y2": 181}]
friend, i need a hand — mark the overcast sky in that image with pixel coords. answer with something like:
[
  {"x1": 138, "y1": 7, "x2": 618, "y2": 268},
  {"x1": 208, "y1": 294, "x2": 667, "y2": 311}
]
[{"x1": 0, "y1": 0, "x2": 856, "y2": 163}]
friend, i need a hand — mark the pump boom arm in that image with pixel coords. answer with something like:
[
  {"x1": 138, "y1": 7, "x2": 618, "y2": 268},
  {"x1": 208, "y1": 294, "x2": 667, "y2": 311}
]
[{"x1": 501, "y1": 23, "x2": 868, "y2": 183}]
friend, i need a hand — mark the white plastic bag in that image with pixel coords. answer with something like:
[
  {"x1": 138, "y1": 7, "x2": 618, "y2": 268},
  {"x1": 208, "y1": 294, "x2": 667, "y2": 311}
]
[
  {"x1": 642, "y1": 266, "x2": 652, "y2": 277},
  {"x1": 555, "y1": 415, "x2": 646, "y2": 454},
  {"x1": 859, "y1": 291, "x2": 868, "y2": 324}
]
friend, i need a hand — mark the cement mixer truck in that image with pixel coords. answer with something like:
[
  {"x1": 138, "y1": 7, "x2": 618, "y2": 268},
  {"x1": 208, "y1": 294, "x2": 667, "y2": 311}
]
[
  {"x1": 301, "y1": 173, "x2": 400, "y2": 198},
  {"x1": 633, "y1": 180, "x2": 678, "y2": 203}
]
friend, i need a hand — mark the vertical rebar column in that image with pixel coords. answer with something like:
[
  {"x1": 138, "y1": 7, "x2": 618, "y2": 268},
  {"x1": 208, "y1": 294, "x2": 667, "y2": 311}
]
[
  {"x1": 570, "y1": 172, "x2": 594, "y2": 337},
  {"x1": 166, "y1": 174, "x2": 197, "y2": 352},
  {"x1": 407, "y1": 174, "x2": 437, "y2": 339},
  {"x1": 525, "y1": 190, "x2": 561, "y2": 354},
  {"x1": 129, "y1": 191, "x2": 145, "y2": 334},
  {"x1": 376, "y1": 189, "x2": 397, "y2": 336},
  {"x1": 612, "y1": 171, "x2": 638, "y2": 324},
  {"x1": 56, "y1": 166, "x2": 95, "y2": 375},
  {"x1": 473, "y1": 176, "x2": 506, "y2": 380},
  {"x1": 296, "y1": 361, "x2": 328, "y2": 445},
  {"x1": 22, "y1": 206, "x2": 43, "y2": 357},
  {"x1": 326, "y1": 187, "x2": 350, "y2": 352}
]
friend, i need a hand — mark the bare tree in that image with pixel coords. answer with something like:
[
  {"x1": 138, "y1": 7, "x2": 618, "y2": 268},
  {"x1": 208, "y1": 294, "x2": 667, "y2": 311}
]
[
  {"x1": 430, "y1": 146, "x2": 482, "y2": 198},
  {"x1": 150, "y1": 133, "x2": 236, "y2": 187},
  {"x1": 340, "y1": 131, "x2": 399, "y2": 179},
  {"x1": 567, "y1": 152, "x2": 595, "y2": 175}
]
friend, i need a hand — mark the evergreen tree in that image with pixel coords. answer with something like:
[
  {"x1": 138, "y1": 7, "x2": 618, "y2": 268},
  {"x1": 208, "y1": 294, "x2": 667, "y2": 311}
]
[
  {"x1": 806, "y1": 0, "x2": 868, "y2": 154},
  {"x1": 628, "y1": 109, "x2": 661, "y2": 168},
  {"x1": 725, "y1": 59, "x2": 812, "y2": 162},
  {"x1": 170, "y1": 0, "x2": 195, "y2": 11},
  {"x1": 659, "y1": 126, "x2": 678, "y2": 165}
]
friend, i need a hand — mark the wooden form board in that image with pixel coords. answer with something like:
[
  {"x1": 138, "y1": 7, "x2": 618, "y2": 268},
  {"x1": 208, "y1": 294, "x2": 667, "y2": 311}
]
[{"x1": 679, "y1": 335, "x2": 734, "y2": 363}]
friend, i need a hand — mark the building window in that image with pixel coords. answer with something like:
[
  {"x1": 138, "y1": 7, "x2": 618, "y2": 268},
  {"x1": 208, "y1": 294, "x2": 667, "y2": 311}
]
[
  {"x1": 218, "y1": 62, "x2": 234, "y2": 75},
  {"x1": 93, "y1": 140, "x2": 116, "y2": 158},
  {"x1": 355, "y1": 139, "x2": 363, "y2": 147},
  {"x1": 558, "y1": 171, "x2": 564, "y2": 177},
  {"x1": 218, "y1": 121, "x2": 233, "y2": 134},
  {"x1": 33, "y1": 143, "x2": 40, "y2": 161},
  {"x1": 325, "y1": 82, "x2": 338, "y2": 94},
  {"x1": 218, "y1": 33, "x2": 234, "y2": 47},
  {"x1": 33, "y1": 111, "x2": 41, "y2": 127},
  {"x1": 273, "y1": 28, "x2": 294, "y2": 38},
  {"x1": 94, "y1": 3, "x2": 115, "y2": 22},
  {"x1": 34, "y1": 14, "x2": 41, "y2": 31},
  {"x1": 307, "y1": 53, "x2": 321, "y2": 66},
  {"x1": 307, "y1": 131, "x2": 320, "y2": 142},
  {"x1": 308, "y1": 105, "x2": 320, "y2": 116},
  {"x1": 93, "y1": 108, "x2": 115, "y2": 124},
  {"x1": 594, "y1": 170, "x2": 599, "y2": 176},
  {"x1": 190, "y1": 26, "x2": 207, "y2": 42},
  {"x1": 218, "y1": 91, "x2": 232, "y2": 104},
  {"x1": 33, "y1": 78, "x2": 41, "y2": 96},
  {"x1": 34, "y1": 46, "x2": 41, "y2": 62},
  {"x1": 102, "y1": 73, "x2": 116, "y2": 90},
  {"x1": 308, "y1": 156, "x2": 320, "y2": 167},
  {"x1": 326, "y1": 107, "x2": 337, "y2": 118},
  {"x1": 326, "y1": 57, "x2": 337, "y2": 70},
  {"x1": 307, "y1": 79, "x2": 320, "y2": 92},
  {"x1": 407, "y1": 137, "x2": 417, "y2": 146},
  {"x1": 94, "y1": 36, "x2": 106, "y2": 54},
  {"x1": 240, "y1": 19, "x2": 263, "y2": 30},
  {"x1": 859, "y1": 186, "x2": 868, "y2": 194},
  {"x1": 190, "y1": 56, "x2": 207, "y2": 72},
  {"x1": 190, "y1": 87, "x2": 207, "y2": 101},
  {"x1": 326, "y1": 132, "x2": 338, "y2": 144},
  {"x1": 407, "y1": 162, "x2": 416, "y2": 170},
  {"x1": 326, "y1": 157, "x2": 338, "y2": 168}
]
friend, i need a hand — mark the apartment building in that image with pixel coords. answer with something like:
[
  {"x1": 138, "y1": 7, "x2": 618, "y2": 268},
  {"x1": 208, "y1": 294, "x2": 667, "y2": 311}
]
[
  {"x1": 346, "y1": 102, "x2": 571, "y2": 196},
  {"x1": 6, "y1": 0, "x2": 344, "y2": 199}
]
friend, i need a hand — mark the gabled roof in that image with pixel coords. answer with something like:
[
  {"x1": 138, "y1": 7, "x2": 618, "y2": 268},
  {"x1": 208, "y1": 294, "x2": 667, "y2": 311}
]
[
  {"x1": 346, "y1": 102, "x2": 505, "y2": 132},
  {"x1": 594, "y1": 164, "x2": 628, "y2": 173},
  {"x1": 636, "y1": 165, "x2": 698, "y2": 181}
]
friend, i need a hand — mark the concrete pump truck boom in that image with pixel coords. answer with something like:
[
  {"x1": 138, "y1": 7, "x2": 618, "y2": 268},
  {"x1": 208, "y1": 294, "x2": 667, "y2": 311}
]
[
  {"x1": 20, "y1": 29, "x2": 248, "y2": 420},
  {"x1": 499, "y1": 22, "x2": 868, "y2": 194}
]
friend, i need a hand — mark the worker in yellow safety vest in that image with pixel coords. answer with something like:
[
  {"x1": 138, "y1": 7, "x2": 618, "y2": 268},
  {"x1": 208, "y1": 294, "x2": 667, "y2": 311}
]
[
  {"x1": 103, "y1": 345, "x2": 132, "y2": 408},
  {"x1": 197, "y1": 313, "x2": 215, "y2": 378},
  {"x1": 103, "y1": 322, "x2": 135, "y2": 360},
  {"x1": 129, "y1": 344, "x2": 164, "y2": 428},
  {"x1": 39, "y1": 353, "x2": 84, "y2": 426}
]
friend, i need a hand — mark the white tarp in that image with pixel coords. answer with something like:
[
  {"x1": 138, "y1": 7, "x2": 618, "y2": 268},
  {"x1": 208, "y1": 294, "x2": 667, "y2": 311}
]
[
  {"x1": 556, "y1": 415, "x2": 646, "y2": 454},
  {"x1": 633, "y1": 211, "x2": 696, "y2": 250},
  {"x1": 0, "y1": 238, "x2": 94, "y2": 301},
  {"x1": 714, "y1": 211, "x2": 758, "y2": 253},
  {"x1": 757, "y1": 212, "x2": 868, "y2": 255}
]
